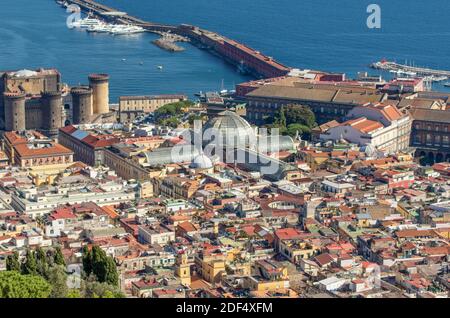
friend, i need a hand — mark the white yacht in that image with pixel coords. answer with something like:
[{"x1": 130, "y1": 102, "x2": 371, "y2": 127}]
[
  {"x1": 72, "y1": 17, "x2": 102, "y2": 28},
  {"x1": 110, "y1": 25, "x2": 145, "y2": 35},
  {"x1": 87, "y1": 23, "x2": 114, "y2": 33}
]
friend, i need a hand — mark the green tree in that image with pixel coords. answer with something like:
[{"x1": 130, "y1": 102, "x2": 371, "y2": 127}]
[
  {"x1": 104, "y1": 257, "x2": 119, "y2": 286},
  {"x1": 0, "y1": 271, "x2": 51, "y2": 298},
  {"x1": 6, "y1": 252, "x2": 20, "y2": 272},
  {"x1": 66, "y1": 289, "x2": 82, "y2": 298},
  {"x1": 284, "y1": 104, "x2": 316, "y2": 128},
  {"x1": 84, "y1": 281, "x2": 124, "y2": 298},
  {"x1": 35, "y1": 247, "x2": 49, "y2": 278},
  {"x1": 54, "y1": 246, "x2": 66, "y2": 267},
  {"x1": 161, "y1": 116, "x2": 180, "y2": 128},
  {"x1": 286, "y1": 123, "x2": 312, "y2": 138},
  {"x1": 82, "y1": 246, "x2": 92, "y2": 277},
  {"x1": 188, "y1": 114, "x2": 203, "y2": 125},
  {"x1": 47, "y1": 265, "x2": 68, "y2": 298},
  {"x1": 91, "y1": 246, "x2": 107, "y2": 283},
  {"x1": 83, "y1": 245, "x2": 119, "y2": 286},
  {"x1": 21, "y1": 249, "x2": 37, "y2": 276}
]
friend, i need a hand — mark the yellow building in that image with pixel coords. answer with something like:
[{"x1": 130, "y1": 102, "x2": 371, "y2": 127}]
[
  {"x1": 243, "y1": 260, "x2": 290, "y2": 292},
  {"x1": 195, "y1": 251, "x2": 226, "y2": 284},
  {"x1": 299, "y1": 150, "x2": 329, "y2": 171},
  {"x1": 28, "y1": 162, "x2": 85, "y2": 186},
  {"x1": 226, "y1": 260, "x2": 252, "y2": 276},
  {"x1": 138, "y1": 181, "x2": 154, "y2": 198},
  {"x1": 175, "y1": 253, "x2": 191, "y2": 286},
  {"x1": 244, "y1": 277, "x2": 290, "y2": 292}
]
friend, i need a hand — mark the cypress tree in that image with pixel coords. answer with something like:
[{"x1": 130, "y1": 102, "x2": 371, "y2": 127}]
[
  {"x1": 35, "y1": 247, "x2": 49, "y2": 278},
  {"x1": 6, "y1": 252, "x2": 20, "y2": 272},
  {"x1": 82, "y1": 246, "x2": 92, "y2": 276},
  {"x1": 54, "y1": 247, "x2": 66, "y2": 266},
  {"x1": 104, "y1": 257, "x2": 119, "y2": 286},
  {"x1": 91, "y1": 246, "x2": 107, "y2": 282},
  {"x1": 21, "y1": 249, "x2": 37, "y2": 276}
]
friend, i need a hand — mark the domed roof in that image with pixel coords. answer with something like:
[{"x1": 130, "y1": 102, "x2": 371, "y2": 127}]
[
  {"x1": 203, "y1": 111, "x2": 256, "y2": 148},
  {"x1": 13, "y1": 69, "x2": 38, "y2": 78},
  {"x1": 191, "y1": 153, "x2": 213, "y2": 169}
]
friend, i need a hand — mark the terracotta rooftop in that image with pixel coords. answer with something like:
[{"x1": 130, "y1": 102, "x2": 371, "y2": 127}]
[
  {"x1": 341, "y1": 117, "x2": 384, "y2": 134},
  {"x1": 14, "y1": 142, "x2": 73, "y2": 158}
]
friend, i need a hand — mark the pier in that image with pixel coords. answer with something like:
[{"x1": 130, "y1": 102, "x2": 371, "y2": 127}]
[
  {"x1": 59, "y1": 0, "x2": 291, "y2": 79},
  {"x1": 371, "y1": 60, "x2": 450, "y2": 81},
  {"x1": 62, "y1": 0, "x2": 177, "y2": 32}
]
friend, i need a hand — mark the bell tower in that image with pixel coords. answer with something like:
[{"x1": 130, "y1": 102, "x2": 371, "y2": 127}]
[{"x1": 175, "y1": 253, "x2": 191, "y2": 286}]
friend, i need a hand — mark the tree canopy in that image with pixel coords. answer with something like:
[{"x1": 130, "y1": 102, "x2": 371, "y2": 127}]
[
  {"x1": 82, "y1": 245, "x2": 119, "y2": 286},
  {"x1": 84, "y1": 281, "x2": 124, "y2": 298},
  {"x1": 265, "y1": 104, "x2": 317, "y2": 138},
  {"x1": 47, "y1": 265, "x2": 69, "y2": 298},
  {"x1": 283, "y1": 104, "x2": 316, "y2": 128},
  {"x1": 54, "y1": 246, "x2": 66, "y2": 267},
  {"x1": 21, "y1": 249, "x2": 37, "y2": 276},
  {"x1": 0, "y1": 271, "x2": 51, "y2": 298},
  {"x1": 6, "y1": 252, "x2": 20, "y2": 272}
]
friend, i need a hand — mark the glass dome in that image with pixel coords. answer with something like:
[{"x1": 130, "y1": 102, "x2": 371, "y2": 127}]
[{"x1": 202, "y1": 111, "x2": 256, "y2": 149}]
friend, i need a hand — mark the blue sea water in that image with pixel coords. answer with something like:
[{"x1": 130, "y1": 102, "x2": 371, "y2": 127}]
[{"x1": 1, "y1": 0, "x2": 450, "y2": 101}]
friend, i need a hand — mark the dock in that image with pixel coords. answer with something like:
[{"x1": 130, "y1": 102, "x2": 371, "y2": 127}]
[
  {"x1": 371, "y1": 60, "x2": 450, "y2": 81},
  {"x1": 58, "y1": 0, "x2": 291, "y2": 79}
]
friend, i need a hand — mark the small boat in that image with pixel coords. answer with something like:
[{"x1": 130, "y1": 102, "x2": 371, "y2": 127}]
[
  {"x1": 122, "y1": 58, "x2": 127, "y2": 62},
  {"x1": 444, "y1": 82, "x2": 450, "y2": 88},
  {"x1": 157, "y1": 65, "x2": 163, "y2": 70}
]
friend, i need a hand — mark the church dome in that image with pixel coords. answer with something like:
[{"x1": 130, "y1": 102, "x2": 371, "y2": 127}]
[
  {"x1": 203, "y1": 111, "x2": 256, "y2": 148},
  {"x1": 191, "y1": 153, "x2": 213, "y2": 169}
]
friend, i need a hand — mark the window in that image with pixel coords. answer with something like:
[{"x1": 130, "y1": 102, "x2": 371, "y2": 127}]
[
  {"x1": 435, "y1": 135, "x2": 441, "y2": 146},
  {"x1": 443, "y1": 136, "x2": 449, "y2": 147},
  {"x1": 426, "y1": 134, "x2": 432, "y2": 145}
]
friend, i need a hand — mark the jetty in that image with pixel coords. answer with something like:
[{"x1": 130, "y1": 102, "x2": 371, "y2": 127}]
[
  {"x1": 152, "y1": 32, "x2": 189, "y2": 52},
  {"x1": 57, "y1": 0, "x2": 291, "y2": 79},
  {"x1": 371, "y1": 60, "x2": 450, "y2": 81}
]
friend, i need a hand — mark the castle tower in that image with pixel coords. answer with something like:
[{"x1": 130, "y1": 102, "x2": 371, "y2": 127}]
[
  {"x1": 175, "y1": 253, "x2": 191, "y2": 286},
  {"x1": 3, "y1": 92, "x2": 26, "y2": 131},
  {"x1": 71, "y1": 86, "x2": 93, "y2": 124},
  {"x1": 41, "y1": 91, "x2": 63, "y2": 136},
  {"x1": 88, "y1": 73, "x2": 109, "y2": 115}
]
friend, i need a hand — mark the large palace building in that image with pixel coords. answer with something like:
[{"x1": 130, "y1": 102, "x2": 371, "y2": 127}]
[
  {"x1": 243, "y1": 82, "x2": 388, "y2": 125},
  {"x1": 410, "y1": 108, "x2": 450, "y2": 163}
]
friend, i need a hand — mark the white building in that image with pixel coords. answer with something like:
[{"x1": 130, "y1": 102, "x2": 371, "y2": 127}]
[
  {"x1": 318, "y1": 276, "x2": 348, "y2": 291},
  {"x1": 138, "y1": 224, "x2": 175, "y2": 245},
  {"x1": 11, "y1": 184, "x2": 135, "y2": 218},
  {"x1": 320, "y1": 103, "x2": 411, "y2": 154}
]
